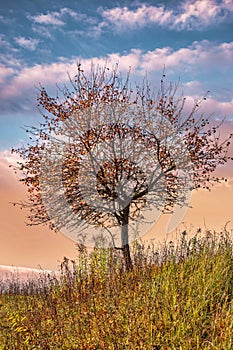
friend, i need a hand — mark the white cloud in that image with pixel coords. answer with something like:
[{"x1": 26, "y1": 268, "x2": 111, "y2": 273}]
[
  {"x1": 1, "y1": 41, "x2": 232, "y2": 118},
  {"x1": 30, "y1": 8, "x2": 96, "y2": 38},
  {"x1": 176, "y1": 0, "x2": 220, "y2": 28},
  {"x1": 0, "y1": 34, "x2": 9, "y2": 47},
  {"x1": 59, "y1": 7, "x2": 79, "y2": 19},
  {"x1": 101, "y1": 4, "x2": 172, "y2": 30},
  {"x1": 173, "y1": 0, "x2": 233, "y2": 30},
  {"x1": 0, "y1": 35, "x2": 22, "y2": 68},
  {"x1": 1, "y1": 40, "x2": 232, "y2": 93},
  {"x1": 0, "y1": 15, "x2": 11, "y2": 24},
  {"x1": 15, "y1": 36, "x2": 39, "y2": 51},
  {"x1": 31, "y1": 13, "x2": 65, "y2": 26},
  {"x1": 0, "y1": 54, "x2": 22, "y2": 68},
  {"x1": 0, "y1": 34, "x2": 19, "y2": 53},
  {"x1": 134, "y1": 41, "x2": 233, "y2": 73},
  {"x1": 31, "y1": 24, "x2": 53, "y2": 39},
  {"x1": 100, "y1": 0, "x2": 233, "y2": 31},
  {"x1": 30, "y1": 7, "x2": 79, "y2": 27},
  {"x1": 0, "y1": 65, "x2": 15, "y2": 83}
]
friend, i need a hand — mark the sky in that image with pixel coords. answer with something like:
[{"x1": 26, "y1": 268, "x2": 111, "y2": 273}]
[{"x1": 0, "y1": 0, "x2": 233, "y2": 270}]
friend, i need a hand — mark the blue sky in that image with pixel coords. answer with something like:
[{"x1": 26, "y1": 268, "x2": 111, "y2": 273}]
[{"x1": 0, "y1": 0, "x2": 233, "y2": 152}]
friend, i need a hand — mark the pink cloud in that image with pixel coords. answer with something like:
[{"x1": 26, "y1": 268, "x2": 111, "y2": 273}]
[
  {"x1": 100, "y1": 1, "x2": 233, "y2": 31},
  {"x1": 181, "y1": 95, "x2": 233, "y2": 119},
  {"x1": 0, "y1": 60, "x2": 78, "y2": 99},
  {"x1": 202, "y1": 98, "x2": 233, "y2": 116},
  {"x1": 1, "y1": 41, "x2": 232, "y2": 119},
  {"x1": 2, "y1": 41, "x2": 232, "y2": 97}
]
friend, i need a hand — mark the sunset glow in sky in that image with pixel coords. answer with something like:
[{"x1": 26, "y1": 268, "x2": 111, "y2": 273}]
[{"x1": 0, "y1": 0, "x2": 233, "y2": 270}]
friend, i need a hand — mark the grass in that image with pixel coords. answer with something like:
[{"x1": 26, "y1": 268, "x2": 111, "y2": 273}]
[{"x1": 0, "y1": 228, "x2": 233, "y2": 349}]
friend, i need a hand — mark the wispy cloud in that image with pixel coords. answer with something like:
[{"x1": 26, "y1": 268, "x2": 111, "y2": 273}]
[
  {"x1": 30, "y1": 13, "x2": 65, "y2": 26},
  {"x1": 0, "y1": 34, "x2": 18, "y2": 53},
  {"x1": 15, "y1": 37, "x2": 39, "y2": 51},
  {"x1": 100, "y1": 0, "x2": 233, "y2": 32},
  {"x1": 0, "y1": 35, "x2": 22, "y2": 68},
  {"x1": 0, "y1": 65, "x2": 15, "y2": 83},
  {"x1": 31, "y1": 24, "x2": 53, "y2": 39},
  {"x1": 29, "y1": 7, "x2": 80, "y2": 27},
  {"x1": 0, "y1": 15, "x2": 11, "y2": 24},
  {"x1": 0, "y1": 54, "x2": 22, "y2": 69}
]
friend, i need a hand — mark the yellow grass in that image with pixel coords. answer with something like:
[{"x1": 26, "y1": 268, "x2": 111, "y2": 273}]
[{"x1": 1, "y1": 229, "x2": 233, "y2": 349}]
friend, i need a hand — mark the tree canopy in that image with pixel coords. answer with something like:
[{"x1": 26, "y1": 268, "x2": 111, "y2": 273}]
[{"x1": 12, "y1": 64, "x2": 233, "y2": 269}]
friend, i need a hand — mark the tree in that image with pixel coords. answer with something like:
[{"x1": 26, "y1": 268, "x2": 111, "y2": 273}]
[{"x1": 12, "y1": 64, "x2": 232, "y2": 270}]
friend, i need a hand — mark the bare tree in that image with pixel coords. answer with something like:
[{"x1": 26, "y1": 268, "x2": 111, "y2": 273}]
[{"x1": 12, "y1": 64, "x2": 232, "y2": 270}]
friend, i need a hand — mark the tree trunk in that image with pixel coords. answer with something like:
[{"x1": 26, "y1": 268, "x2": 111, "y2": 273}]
[
  {"x1": 121, "y1": 206, "x2": 133, "y2": 271},
  {"x1": 122, "y1": 243, "x2": 132, "y2": 271}
]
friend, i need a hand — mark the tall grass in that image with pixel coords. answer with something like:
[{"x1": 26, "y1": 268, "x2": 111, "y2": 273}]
[{"x1": 1, "y1": 228, "x2": 233, "y2": 349}]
